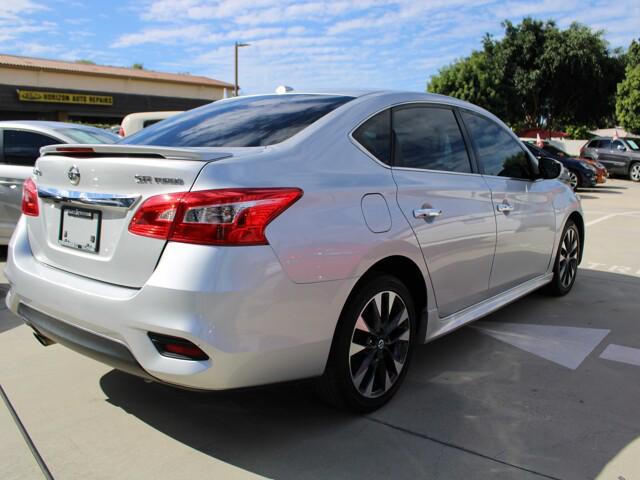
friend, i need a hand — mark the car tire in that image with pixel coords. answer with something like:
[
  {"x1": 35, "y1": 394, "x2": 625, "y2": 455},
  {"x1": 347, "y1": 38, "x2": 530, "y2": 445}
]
[
  {"x1": 316, "y1": 274, "x2": 416, "y2": 413},
  {"x1": 546, "y1": 220, "x2": 580, "y2": 296},
  {"x1": 629, "y1": 162, "x2": 640, "y2": 182},
  {"x1": 567, "y1": 170, "x2": 580, "y2": 191}
]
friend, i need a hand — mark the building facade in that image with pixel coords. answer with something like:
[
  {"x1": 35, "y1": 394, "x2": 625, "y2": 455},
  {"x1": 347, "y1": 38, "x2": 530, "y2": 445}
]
[{"x1": 0, "y1": 54, "x2": 234, "y2": 124}]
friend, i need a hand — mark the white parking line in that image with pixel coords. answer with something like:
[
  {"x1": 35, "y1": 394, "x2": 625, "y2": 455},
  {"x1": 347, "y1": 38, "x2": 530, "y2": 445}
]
[
  {"x1": 585, "y1": 211, "x2": 640, "y2": 227},
  {"x1": 600, "y1": 344, "x2": 640, "y2": 367}
]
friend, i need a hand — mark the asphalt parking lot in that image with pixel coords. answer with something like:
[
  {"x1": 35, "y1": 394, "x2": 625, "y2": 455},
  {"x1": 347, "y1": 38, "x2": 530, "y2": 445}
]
[{"x1": 1, "y1": 178, "x2": 639, "y2": 480}]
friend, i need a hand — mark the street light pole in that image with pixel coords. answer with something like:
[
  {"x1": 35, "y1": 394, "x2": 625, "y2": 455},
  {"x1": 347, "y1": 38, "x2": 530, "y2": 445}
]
[{"x1": 234, "y1": 41, "x2": 250, "y2": 97}]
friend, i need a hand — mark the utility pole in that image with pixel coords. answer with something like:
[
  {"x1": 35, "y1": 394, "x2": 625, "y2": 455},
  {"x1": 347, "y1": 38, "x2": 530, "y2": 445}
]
[{"x1": 234, "y1": 42, "x2": 250, "y2": 97}]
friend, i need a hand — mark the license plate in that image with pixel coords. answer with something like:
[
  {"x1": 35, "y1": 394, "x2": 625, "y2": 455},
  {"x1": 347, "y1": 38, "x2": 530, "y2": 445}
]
[{"x1": 59, "y1": 207, "x2": 101, "y2": 253}]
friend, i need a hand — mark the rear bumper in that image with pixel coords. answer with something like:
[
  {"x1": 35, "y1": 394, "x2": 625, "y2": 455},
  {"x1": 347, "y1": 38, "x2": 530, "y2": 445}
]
[
  {"x1": 6, "y1": 217, "x2": 356, "y2": 390},
  {"x1": 18, "y1": 303, "x2": 154, "y2": 382}
]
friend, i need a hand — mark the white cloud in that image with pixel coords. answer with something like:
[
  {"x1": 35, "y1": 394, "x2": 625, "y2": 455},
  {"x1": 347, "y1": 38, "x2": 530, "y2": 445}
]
[{"x1": 0, "y1": 0, "x2": 46, "y2": 19}]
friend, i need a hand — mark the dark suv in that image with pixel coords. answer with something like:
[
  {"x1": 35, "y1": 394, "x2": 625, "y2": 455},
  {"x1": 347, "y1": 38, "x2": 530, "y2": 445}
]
[{"x1": 581, "y1": 137, "x2": 640, "y2": 182}]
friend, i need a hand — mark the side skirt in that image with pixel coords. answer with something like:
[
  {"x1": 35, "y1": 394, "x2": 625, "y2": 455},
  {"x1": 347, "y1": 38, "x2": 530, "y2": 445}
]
[{"x1": 422, "y1": 273, "x2": 554, "y2": 343}]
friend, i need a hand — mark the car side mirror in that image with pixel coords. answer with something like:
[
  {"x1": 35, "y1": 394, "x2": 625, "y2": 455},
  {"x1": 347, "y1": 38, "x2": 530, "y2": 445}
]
[
  {"x1": 538, "y1": 157, "x2": 562, "y2": 180},
  {"x1": 616, "y1": 144, "x2": 627, "y2": 152}
]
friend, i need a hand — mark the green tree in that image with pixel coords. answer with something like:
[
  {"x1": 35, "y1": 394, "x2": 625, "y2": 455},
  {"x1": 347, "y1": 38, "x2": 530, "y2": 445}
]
[
  {"x1": 427, "y1": 18, "x2": 623, "y2": 130},
  {"x1": 625, "y1": 38, "x2": 640, "y2": 67},
  {"x1": 75, "y1": 59, "x2": 96, "y2": 65},
  {"x1": 616, "y1": 39, "x2": 640, "y2": 133},
  {"x1": 131, "y1": 63, "x2": 144, "y2": 70},
  {"x1": 427, "y1": 50, "x2": 506, "y2": 119}
]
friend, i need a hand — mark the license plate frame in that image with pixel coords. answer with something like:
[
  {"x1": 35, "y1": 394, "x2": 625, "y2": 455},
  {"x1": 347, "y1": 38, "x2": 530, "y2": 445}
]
[{"x1": 58, "y1": 206, "x2": 102, "y2": 254}]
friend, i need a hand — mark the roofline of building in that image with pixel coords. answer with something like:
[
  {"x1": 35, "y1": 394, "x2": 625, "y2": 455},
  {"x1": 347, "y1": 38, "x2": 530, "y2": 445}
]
[{"x1": 0, "y1": 53, "x2": 235, "y2": 89}]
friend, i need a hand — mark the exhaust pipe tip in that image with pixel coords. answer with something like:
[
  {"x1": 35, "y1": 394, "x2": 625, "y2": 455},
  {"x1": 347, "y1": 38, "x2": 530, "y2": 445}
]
[{"x1": 32, "y1": 331, "x2": 55, "y2": 347}]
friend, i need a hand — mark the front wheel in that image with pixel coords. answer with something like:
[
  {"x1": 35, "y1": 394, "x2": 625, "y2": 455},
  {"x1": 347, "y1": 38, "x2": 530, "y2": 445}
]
[
  {"x1": 567, "y1": 170, "x2": 580, "y2": 191},
  {"x1": 317, "y1": 274, "x2": 416, "y2": 412},
  {"x1": 546, "y1": 220, "x2": 580, "y2": 296},
  {"x1": 629, "y1": 162, "x2": 640, "y2": 182}
]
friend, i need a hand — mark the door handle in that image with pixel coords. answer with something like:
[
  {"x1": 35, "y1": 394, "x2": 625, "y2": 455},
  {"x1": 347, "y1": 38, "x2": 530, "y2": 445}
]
[
  {"x1": 413, "y1": 208, "x2": 442, "y2": 219},
  {"x1": 496, "y1": 202, "x2": 514, "y2": 213}
]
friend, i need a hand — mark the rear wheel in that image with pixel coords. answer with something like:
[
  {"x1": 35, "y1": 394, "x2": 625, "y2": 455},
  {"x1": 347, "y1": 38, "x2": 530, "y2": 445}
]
[
  {"x1": 317, "y1": 274, "x2": 416, "y2": 412},
  {"x1": 546, "y1": 220, "x2": 580, "y2": 296},
  {"x1": 629, "y1": 162, "x2": 640, "y2": 182}
]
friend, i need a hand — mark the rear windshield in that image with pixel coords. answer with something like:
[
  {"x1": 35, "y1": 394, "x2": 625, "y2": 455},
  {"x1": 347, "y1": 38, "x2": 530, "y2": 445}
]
[
  {"x1": 121, "y1": 94, "x2": 354, "y2": 148},
  {"x1": 56, "y1": 128, "x2": 118, "y2": 144}
]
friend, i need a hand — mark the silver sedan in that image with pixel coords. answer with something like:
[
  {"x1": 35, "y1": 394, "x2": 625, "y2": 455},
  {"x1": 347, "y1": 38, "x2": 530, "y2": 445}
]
[{"x1": 5, "y1": 91, "x2": 583, "y2": 412}]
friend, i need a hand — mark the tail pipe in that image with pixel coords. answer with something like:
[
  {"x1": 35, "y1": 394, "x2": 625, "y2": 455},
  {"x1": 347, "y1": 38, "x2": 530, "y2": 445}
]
[{"x1": 31, "y1": 328, "x2": 55, "y2": 347}]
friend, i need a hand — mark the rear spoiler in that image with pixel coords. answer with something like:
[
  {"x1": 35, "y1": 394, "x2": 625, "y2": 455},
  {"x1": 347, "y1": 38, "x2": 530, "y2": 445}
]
[{"x1": 40, "y1": 144, "x2": 233, "y2": 162}]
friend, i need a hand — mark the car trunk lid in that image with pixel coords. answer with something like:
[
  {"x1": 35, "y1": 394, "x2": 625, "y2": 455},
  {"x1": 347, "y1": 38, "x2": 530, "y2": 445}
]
[{"x1": 28, "y1": 144, "x2": 232, "y2": 288}]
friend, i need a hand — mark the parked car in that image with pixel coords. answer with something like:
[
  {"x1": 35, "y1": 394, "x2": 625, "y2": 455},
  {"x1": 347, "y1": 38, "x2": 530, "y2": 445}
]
[
  {"x1": 580, "y1": 137, "x2": 640, "y2": 182},
  {"x1": 6, "y1": 92, "x2": 583, "y2": 412},
  {"x1": 580, "y1": 157, "x2": 608, "y2": 184},
  {"x1": 0, "y1": 121, "x2": 118, "y2": 244},
  {"x1": 119, "y1": 111, "x2": 182, "y2": 137},
  {"x1": 523, "y1": 142, "x2": 598, "y2": 190}
]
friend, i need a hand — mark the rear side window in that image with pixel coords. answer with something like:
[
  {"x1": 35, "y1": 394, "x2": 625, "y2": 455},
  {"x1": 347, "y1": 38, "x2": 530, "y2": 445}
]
[
  {"x1": 461, "y1": 111, "x2": 532, "y2": 180},
  {"x1": 586, "y1": 140, "x2": 599, "y2": 148},
  {"x1": 2, "y1": 129, "x2": 59, "y2": 166},
  {"x1": 122, "y1": 94, "x2": 354, "y2": 147},
  {"x1": 392, "y1": 106, "x2": 471, "y2": 173},
  {"x1": 352, "y1": 110, "x2": 391, "y2": 165},
  {"x1": 598, "y1": 139, "x2": 611, "y2": 149}
]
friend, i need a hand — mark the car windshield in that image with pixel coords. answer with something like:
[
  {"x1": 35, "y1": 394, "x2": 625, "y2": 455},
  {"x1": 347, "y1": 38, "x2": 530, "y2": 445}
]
[
  {"x1": 543, "y1": 145, "x2": 568, "y2": 156},
  {"x1": 121, "y1": 94, "x2": 354, "y2": 148},
  {"x1": 55, "y1": 128, "x2": 118, "y2": 144},
  {"x1": 626, "y1": 138, "x2": 639, "y2": 150}
]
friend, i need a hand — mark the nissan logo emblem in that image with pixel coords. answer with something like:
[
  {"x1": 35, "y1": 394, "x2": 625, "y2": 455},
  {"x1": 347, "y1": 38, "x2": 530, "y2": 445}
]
[{"x1": 68, "y1": 165, "x2": 80, "y2": 185}]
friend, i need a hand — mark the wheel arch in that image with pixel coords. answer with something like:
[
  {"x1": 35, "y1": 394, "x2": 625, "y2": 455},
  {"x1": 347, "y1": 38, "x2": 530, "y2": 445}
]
[{"x1": 339, "y1": 255, "x2": 429, "y2": 343}]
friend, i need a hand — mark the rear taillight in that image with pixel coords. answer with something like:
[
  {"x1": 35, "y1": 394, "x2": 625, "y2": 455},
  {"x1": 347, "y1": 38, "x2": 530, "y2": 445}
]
[
  {"x1": 129, "y1": 188, "x2": 302, "y2": 245},
  {"x1": 21, "y1": 178, "x2": 39, "y2": 216},
  {"x1": 118, "y1": 127, "x2": 125, "y2": 137}
]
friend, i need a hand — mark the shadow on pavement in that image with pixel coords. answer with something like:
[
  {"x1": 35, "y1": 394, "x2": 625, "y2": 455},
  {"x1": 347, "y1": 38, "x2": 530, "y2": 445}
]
[
  {"x1": 578, "y1": 188, "x2": 622, "y2": 195},
  {"x1": 99, "y1": 269, "x2": 640, "y2": 480}
]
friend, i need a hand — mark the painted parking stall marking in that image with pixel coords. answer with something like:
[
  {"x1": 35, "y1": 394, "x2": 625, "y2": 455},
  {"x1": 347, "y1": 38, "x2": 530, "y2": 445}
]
[
  {"x1": 472, "y1": 322, "x2": 610, "y2": 370},
  {"x1": 600, "y1": 344, "x2": 640, "y2": 367}
]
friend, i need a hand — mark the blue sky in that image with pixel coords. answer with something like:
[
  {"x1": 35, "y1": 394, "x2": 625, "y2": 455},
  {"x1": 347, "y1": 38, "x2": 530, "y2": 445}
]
[{"x1": 1, "y1": 0, "x2": 639, "y2": 94}]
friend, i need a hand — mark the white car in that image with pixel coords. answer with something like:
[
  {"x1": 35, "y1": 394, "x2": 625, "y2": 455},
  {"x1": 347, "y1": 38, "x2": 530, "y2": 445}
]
[
  {"x1": 6, "y1": 92, "x2": 582, "y2": 411},
  {"x1": 0, "y1": 121, "x2": 118, "y2": 244},
  {"x1": 119, "y1": 111, "x2": 182, "y2": 137}
]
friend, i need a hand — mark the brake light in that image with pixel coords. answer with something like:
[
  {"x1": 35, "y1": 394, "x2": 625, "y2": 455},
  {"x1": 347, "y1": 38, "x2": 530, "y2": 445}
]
[
  {"x1": 21, "y1": 178, "x2": 39, "y2": 216},
  {"x1": 129, "y1": 188, "x2": 302, "y2": 245},
  {"x1": 118, "y1": 127, "x2": 125, "y2": 137},
  {"x1": 55, "y1": 147, "x2": 95, "y2": 153}
]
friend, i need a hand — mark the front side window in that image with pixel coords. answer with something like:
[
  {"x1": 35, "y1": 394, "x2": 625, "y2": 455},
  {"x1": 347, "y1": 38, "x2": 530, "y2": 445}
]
[
  {"x1": 392, "y1": 106, "x2": 471, "y2": 173},
  {"x1": 122, "y1": 94, "x2": 354, "y2": 148},
  {"x1": 461, "y1": 111, "x2": 532, "y2": 180},
  {"x1": 2, "y1": 129, "x2": 59, "y2": 166},
  {"x1": 612, "y1": 140, "x2": 625, "y2": 151},
  {"x1": 352, "y1": 110, "x2": 391, "y2": 165}
]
